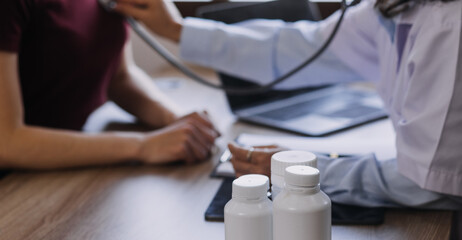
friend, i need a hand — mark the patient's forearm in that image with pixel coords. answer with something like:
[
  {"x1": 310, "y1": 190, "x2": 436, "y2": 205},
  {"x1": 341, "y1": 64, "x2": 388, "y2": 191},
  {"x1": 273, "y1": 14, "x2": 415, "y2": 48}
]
[
  {"x1": 109, "y1": 65, "x2": 182, "y2": 129},
  {"x1": 0, "y1": 126, "x2": 141, "y2": 169}
]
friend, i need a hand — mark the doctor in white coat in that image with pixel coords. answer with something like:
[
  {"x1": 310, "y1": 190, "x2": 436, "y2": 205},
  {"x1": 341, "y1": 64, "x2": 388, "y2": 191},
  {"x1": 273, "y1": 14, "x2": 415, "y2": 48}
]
[{"x1": 114, "y1": 0, "x2": 462, "y2": 209}]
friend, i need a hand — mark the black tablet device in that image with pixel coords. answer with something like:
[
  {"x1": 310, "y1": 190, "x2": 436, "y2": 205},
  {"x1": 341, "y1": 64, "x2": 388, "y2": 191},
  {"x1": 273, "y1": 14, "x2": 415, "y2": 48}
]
[{"x1": 205, "y1": 178, "x2": 385, "y2": 225}]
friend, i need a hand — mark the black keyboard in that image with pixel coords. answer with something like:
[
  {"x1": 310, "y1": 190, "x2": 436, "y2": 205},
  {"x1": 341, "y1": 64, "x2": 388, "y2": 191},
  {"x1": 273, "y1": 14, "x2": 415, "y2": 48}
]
[{"x1": 256, "y1": 97, "x2": 329, "y2": 121}]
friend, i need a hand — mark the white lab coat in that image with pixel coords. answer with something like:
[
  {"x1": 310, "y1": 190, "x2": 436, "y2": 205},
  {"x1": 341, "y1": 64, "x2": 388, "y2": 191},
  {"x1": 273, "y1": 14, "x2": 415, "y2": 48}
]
[{"x1": 180, "y1": 0, "x2": 462, "y2": 197}]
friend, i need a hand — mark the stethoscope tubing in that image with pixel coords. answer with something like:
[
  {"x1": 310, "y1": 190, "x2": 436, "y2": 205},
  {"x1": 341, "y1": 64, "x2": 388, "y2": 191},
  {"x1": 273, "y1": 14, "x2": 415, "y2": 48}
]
[{"x1": 127, "y1": 0, "x2": 358, "y2": 95}]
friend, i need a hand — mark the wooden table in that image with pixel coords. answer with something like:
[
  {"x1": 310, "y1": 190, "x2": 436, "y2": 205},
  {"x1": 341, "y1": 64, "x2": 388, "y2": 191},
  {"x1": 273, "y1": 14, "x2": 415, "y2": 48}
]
[{"x1": 0, "y1": 67, "x2": 453, "y2": 240}]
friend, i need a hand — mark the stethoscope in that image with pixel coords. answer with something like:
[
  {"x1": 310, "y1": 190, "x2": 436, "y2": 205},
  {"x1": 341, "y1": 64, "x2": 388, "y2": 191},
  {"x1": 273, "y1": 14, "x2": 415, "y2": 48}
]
[{"x1": 100, "y1": 0, "x2": 360, "y2": 95}]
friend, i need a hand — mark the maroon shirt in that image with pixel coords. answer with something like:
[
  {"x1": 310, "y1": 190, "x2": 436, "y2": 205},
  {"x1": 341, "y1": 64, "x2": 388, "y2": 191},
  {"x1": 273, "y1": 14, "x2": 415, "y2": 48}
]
[{"x1": 0, "y1": 0, "x2": 128, "y2": 130}]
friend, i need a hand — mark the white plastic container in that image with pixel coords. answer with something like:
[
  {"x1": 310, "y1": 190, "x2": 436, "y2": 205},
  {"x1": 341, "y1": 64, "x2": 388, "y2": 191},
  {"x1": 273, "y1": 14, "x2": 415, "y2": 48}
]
[
  {"x1": 273, "y1": 165, "x2": 331, "y2": 240},
  {"x1": 271, "y1": 151, "x2": 317, "y2": 199},
  {"x1": 224, "y1": 174, "x2": 273, "y2": 240}
]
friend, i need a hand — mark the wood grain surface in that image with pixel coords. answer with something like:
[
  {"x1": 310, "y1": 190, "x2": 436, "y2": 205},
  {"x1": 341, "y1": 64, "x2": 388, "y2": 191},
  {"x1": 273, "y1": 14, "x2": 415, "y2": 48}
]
[{"x1": 0, "y1": 67, "x2": 453, "y2": 240}]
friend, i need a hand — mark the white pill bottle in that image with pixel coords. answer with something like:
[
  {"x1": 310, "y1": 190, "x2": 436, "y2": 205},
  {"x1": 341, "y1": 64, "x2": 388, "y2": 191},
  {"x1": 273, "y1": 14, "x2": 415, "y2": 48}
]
[
  {"x1": 271, "y1": 151, "x2": 317, "y2": 199},
  {"x1": 224, "y1": 174, "x2": 272, "y2": 240},
  {"x1": 273, "y1": 165, "x2": 331, "y2": 240}
]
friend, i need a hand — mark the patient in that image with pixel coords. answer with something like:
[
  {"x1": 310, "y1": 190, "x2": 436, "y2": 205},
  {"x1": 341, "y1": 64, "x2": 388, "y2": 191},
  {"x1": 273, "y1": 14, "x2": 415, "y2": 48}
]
[{"x1": 0, "y1": 0, "x2": 219, "y2": 169}]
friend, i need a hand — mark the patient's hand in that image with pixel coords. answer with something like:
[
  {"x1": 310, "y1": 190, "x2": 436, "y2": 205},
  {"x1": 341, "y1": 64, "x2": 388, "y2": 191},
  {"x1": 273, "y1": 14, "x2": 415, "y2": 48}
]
[
  {"x1": 228, "y1": 142, "x2": 287, "y2": 177},
  {"x1": 114, "y1": 0, "x2": 183, "y2": 42},
  {"x1": 138, "y1": 111, "x2": 220, "y2": 164}
]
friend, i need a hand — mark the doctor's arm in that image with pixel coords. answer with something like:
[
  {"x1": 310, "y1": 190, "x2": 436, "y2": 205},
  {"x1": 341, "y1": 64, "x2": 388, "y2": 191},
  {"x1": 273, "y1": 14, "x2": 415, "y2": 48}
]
[
  {"x1": 114, "y1": 0, "x2": 379, "y2": 89},
  {"x1": 228, "y1": 143, "x2": 462, "y2": 210}
]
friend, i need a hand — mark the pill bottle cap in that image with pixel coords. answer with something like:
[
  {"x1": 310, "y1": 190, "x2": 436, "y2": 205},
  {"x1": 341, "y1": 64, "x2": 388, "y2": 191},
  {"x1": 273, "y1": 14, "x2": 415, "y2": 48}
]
[
  {"x1": 271, "y1": 151, "x2": 317, "y2": 177},
  {"x1": 285, "y1": 165, "x2": 320, "y2": 187},
  {"x1": 232, "y1": 174, "x2": 269, "y2": 199}
]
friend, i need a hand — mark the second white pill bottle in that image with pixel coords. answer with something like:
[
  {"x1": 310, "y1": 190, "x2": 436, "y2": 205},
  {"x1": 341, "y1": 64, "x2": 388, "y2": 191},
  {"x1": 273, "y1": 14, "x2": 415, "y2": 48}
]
[
  {"x1": 273, "y1": 165, "x2": 331, "y2": 240},
  {"x1": 224, "y1": 174, "x2": 272, "y2": 240},
  {"x1": 271, "y1": 150, "x2": 317, "y2": 199}
]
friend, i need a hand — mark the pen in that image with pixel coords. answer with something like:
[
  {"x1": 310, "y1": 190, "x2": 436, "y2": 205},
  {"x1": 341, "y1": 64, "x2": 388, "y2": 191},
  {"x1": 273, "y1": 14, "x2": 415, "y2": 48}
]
[
  {"x1": 316, "y1": 152, "x2": 356, "y2": 159},
  {"x1": 220, "y1": 149, "x2": 232, "y2": 163},
  {"x1": 219, "y1": 148, "x2": 355, "y2": 163}
]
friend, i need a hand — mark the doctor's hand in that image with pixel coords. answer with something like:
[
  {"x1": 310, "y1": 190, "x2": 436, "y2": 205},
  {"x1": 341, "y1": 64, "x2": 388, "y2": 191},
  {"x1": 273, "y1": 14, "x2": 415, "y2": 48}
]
[
  {"x1": 138, "y1": 111, "x2": 220, "y2": 164},
  {"x1": 113, "y1": 0, "x2": 183, "y2": 42},
  {"x1": 228, "y1": 142, "x2": 287, "y2": 177}
]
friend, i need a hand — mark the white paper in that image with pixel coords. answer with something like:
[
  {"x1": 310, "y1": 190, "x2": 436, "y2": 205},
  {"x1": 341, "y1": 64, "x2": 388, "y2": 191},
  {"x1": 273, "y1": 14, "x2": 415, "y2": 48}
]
[{"x1": 215, "y1": 119, "x2": 397, "y2": 177}]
